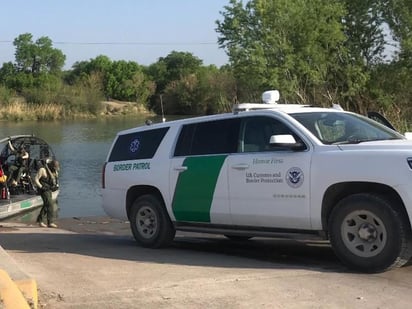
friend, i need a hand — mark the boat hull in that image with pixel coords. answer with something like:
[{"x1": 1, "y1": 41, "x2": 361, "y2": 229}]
[{"x1": 0, "y1": 190, "x2": 59, "y2": 220}]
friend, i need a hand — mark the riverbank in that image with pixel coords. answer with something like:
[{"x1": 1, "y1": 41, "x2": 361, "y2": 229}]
[
  {"x1": 101, "y1": 100, "x2": 154, "y2": 117},
  {"x1": 0, "y1": 99, "x2": 154, "y2": 121}
]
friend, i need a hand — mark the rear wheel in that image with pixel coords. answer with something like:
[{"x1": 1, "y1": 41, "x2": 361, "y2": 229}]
[
  {"x1": 130, "y1": 194, "x2": 175, "y2": 248},
  {"x1": 328, "y1": 193, "x2": 412, "y2": 273}
]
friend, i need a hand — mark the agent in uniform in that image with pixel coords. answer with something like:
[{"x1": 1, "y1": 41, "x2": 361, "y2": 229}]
[{"x1": 34, "y1": 159, "x2": 60, "y2": 228}]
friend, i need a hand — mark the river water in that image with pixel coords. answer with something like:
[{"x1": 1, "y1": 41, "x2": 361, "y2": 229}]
[{"x1": 0, "y1": 115, "x2": 167, "y2": 220}]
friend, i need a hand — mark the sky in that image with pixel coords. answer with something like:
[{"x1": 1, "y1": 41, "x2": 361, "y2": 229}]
[{"x1": 0, "y1": 0, "x2": 230, "y2": 69}]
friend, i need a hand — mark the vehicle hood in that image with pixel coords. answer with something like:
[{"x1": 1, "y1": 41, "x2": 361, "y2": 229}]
[{"x1": 337, "y1": 139, "x2": 412, "y2": 151}]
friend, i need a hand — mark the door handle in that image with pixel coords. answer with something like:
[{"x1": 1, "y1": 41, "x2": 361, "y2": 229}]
[
  {"x1": 174, "y1": 166, "x2": 188, "y2": 172},
  {"x1": 231, "y1": 163, "x2": 249, "y2": 170}
]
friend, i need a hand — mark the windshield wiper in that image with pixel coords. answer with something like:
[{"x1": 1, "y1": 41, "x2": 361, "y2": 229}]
[
  {"x1": 333, "y1": 137, "x2": 403, "y2": 145},
  {"x1": 333, "y1": 139, "x2": 365, "y2": 145}
]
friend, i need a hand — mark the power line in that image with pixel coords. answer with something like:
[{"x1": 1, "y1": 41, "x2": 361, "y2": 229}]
[
  {"x1": 0, "y1": 40, "x2": 218, "y2": 46},
  {"x1": 56, "y1": 41, "x2": 218, "y2": 46}
]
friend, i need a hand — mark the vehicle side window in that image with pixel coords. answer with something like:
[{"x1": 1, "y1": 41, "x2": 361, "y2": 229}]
[
  {"x1": 240, "y1": 116, "x2": 304, "y2": 152},
  {"x1": 174, "y1": 118, "x2": 241, "y2": 156},
  {"x1": 109, "y1": 127, "x2": 169, "y2": 162}
]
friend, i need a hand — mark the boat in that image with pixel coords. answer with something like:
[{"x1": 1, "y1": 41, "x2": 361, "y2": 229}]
[{"x1": 0, "y1": 135, "x2": 59, "y2": 220}]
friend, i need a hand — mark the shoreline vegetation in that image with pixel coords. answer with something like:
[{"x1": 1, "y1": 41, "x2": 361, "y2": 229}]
[
  {"x1": 0, "y1": 97, "x2": 154, "y2": 121},
  {"x1": 4, "y1": 0, "x2": 412, "y2": 128}
]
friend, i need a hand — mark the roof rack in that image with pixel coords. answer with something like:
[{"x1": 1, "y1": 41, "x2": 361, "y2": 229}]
[
  {"x1": 232, "y1": 90, "x2": 343, "y2": 113},
  {"x1": 232, "y1": 103, "x2": 312, "y2": 113}
]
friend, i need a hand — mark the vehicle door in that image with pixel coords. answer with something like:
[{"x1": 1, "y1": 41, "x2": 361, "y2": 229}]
[
  {"x1": 366, "y1": 111, "x2": 396, "y2": 131},
  {"x1": 169, "y1": 118, "x2": 241, "y2": 224},
  {"x1": 228, "y1": 115, "x2": 312, "y2": 229}
]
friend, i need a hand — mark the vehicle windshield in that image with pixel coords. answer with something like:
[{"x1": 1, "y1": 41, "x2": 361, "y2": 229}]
[{"x1": 290, "y1": 111, "x2": 404, "y2": 144}]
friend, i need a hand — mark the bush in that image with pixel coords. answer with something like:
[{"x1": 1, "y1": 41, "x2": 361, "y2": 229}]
[
  {"x1": 0, "y1": 85, "x2": 12, "y2": 105},
  {"x1": 57, "y1": 84, "x2": 103, "y2": 116}
]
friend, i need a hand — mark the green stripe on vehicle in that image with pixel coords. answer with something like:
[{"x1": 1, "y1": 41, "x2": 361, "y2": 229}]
[{"x1": 172, "y1": 155, "x2": 227, "y2": 222}]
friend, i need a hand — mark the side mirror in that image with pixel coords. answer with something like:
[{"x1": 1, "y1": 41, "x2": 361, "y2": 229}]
[{"x1": 269, "y1": 134, "x2": 306, "y2": 151}]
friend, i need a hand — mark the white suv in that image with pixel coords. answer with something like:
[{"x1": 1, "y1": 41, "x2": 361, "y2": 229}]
[{"x1": 102, "y1": 91, "x2": 412, "y2": 272}]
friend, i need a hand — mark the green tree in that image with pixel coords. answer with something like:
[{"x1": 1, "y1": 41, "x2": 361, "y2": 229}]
[
  {"x1": 67, "y1": 56, "x2": 154, "y2": 104},
  {"x1": 147, "y1": 51, "x2": 203, "y2": 113},
  {"x1": 217, "y1": 0, "x2": 412, "y2": 118},
  {"x1": 194, "y1": 65, "x2": 237, "y2": 114},
  {"x1": 341, "y1": 0, "x2": 387, "y2": 66},
  {"x1": 0, "y1": 62, "x2": 17, "y2": 88},
  {"x1": 366, "y1": 0, "x2": 412, "y2": 124},
  {"x1": 106, "y1": 60, "x2": 154, "y2": 103},
  {"x1": 383, "y1": 0, "x2": 412, "y2": 63},
  {"x1": 0, "y1": 33, "x2": 67, "y2": 100},
  {"x1": 145, "y1": 60, "x2": 167, "y2": 94},
  {"x1": 66, "y1": 55, "x2": 112, "y2": 88},
  {"x1": 336, "y1": 0, "x2": 402, "y2": 113},
  {"x1": 147, "y1": 51, "x2": 203, "y2": 93},
  {"x1": 160, "y1": 51, "x2": 203, "y2": 84},
  {"x1": 13, "y1": 33, "x2": 65, "y2": 74},
  {"x1": 216, "y1": 0, "x2": 348, "y2": 105},
  {"x1": 161, "y1": 65, "x2": 236, "y2": 115}
]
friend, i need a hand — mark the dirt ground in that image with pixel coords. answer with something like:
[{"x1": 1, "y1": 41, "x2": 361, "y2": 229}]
[{"x1": 1, "y1": 216, "x2": 412, "y2": 308}]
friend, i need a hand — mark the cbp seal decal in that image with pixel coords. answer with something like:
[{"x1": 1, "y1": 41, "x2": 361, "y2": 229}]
[
  {"x1": 130, "y1": 138, "x2": 140, "y2": 153},
  {"x1": 286, "y1": 167, "x2": 304, "y2": 188}
]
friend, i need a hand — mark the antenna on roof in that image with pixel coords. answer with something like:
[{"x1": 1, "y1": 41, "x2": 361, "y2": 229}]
[{"x1": 160, "y1": 94, "x2": 166, "y2": 122}]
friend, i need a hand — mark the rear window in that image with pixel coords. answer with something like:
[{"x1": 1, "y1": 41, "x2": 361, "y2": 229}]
[
  {"x1": 108, "y1": 127, "x2": 169, "y2": 162},
  {"x1": 174, "y1": 118, "x2": 240, "y2": 156}
]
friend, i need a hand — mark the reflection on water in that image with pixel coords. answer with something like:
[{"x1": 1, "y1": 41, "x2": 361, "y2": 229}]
[{"x1": 0, "y1": 115, "x2": 169, "y2": 221}]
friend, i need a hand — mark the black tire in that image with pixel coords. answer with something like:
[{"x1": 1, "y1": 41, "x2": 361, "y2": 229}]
[
  {"x1": 130, "y1": 194, "x2": 176, "y2": 248},
  {"x1": 224, "y1": 235, "x2": 252, "y2": 241},
  {"x1": 328, "y1": 193, "x2": 412, "y2": 273}
]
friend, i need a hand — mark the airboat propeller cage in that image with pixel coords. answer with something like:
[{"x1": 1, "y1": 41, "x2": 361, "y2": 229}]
[{"x1": 262, "y1": 90, "x2": 280, "y2": 104}]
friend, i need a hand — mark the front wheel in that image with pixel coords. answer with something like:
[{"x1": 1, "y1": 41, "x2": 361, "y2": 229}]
[
  {"x1": 130, "y1": 194, "x2": 175, "y2": 248},
  {"x1": 328, "y1": 193, "x2": 412, "y2": 273}
]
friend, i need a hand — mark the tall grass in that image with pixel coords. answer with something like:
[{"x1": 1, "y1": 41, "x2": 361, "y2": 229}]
[
  {"x1": 0, "y1": 101, "x2": 64, "y2": 121},
  {"x1": 0, "y1": 91, "x2": 151, "y2": 121},
  {"x1": 0, "y1": 75, "x2": 155, "y2": 120},
  {"x1": 0, "y1": 84, "x2": 105, "y2": 120}
]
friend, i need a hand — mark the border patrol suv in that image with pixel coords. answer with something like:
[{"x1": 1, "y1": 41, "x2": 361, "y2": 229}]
[{"x1": 102, "y1": 90, "x2": 412, "y2": 273}]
